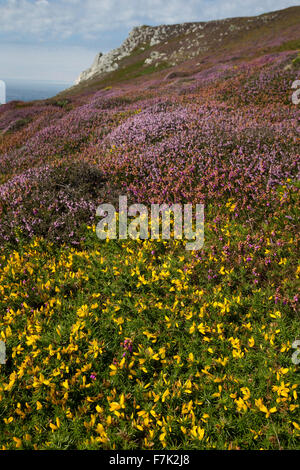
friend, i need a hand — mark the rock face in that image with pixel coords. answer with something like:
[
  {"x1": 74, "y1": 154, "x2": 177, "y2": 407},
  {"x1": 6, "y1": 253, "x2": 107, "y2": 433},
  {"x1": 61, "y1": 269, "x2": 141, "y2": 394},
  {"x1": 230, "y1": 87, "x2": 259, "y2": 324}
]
[
  {"x1": 74, "y1": 8, "x2": 292, "y2": 85},
  {"x1": 75, "y1": 24, "x2": 195, "y2": 84},
  {"x1": 75, "y1": 51, "x2": 118, "y2": 84}
]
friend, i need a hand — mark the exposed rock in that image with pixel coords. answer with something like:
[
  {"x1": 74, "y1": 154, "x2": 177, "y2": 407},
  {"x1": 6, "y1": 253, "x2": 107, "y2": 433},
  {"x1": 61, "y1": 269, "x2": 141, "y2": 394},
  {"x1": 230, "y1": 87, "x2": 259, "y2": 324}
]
[
  {"x1": 75, "y1": 22, "x2": 210, "y2": 84},
  {"x1": 144, "y1": 51, "x2": 168, "y2": 66}
]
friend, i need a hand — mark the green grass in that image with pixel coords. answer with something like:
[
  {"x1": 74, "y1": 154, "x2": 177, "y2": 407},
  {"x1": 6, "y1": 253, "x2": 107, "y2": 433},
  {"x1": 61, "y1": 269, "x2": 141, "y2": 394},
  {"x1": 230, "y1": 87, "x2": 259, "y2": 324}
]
[
  {"x1": 108, "y1": 60, "x2": 170, "y2": 82},
  {"x1": 61, "y1": 59, "x2": 171, "y2": 98},
  {"x1": 277, "y1": 39, "x2": 300, "y2": 51}
]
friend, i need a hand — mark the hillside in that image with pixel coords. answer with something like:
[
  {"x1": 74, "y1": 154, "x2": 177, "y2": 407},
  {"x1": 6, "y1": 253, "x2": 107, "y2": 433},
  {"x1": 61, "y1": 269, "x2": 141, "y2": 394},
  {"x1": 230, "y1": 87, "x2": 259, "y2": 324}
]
[
  {"x1": 0, "y1": 6, "x2": 299, "y2": 451},
  {"x1": 71, "y1": 6, "x2": 300, "y2": 93}
]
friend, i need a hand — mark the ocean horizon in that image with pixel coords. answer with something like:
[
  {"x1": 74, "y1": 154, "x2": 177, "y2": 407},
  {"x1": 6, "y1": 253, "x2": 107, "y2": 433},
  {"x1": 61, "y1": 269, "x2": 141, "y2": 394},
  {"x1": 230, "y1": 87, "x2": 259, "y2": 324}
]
[{"x1": 2, "y1": 78, "x2": 72, "y2": 103}]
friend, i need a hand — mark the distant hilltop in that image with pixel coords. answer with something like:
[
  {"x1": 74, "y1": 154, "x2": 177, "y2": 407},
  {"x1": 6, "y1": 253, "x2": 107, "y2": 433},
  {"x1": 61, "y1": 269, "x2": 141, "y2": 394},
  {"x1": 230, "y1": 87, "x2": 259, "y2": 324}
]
[{"x1": 75, "y1": 6, "x2": 300, "y2": 85}]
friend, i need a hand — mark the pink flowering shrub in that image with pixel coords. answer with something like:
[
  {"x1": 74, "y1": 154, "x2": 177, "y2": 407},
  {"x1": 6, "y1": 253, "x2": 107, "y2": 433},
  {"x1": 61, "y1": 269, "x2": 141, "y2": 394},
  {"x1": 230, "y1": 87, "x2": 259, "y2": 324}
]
[
  {"x1": 0, "y1": 161, "x2": 106, "y2": 245},
  {"x1": 0, "y1": 50, "x2": 299, "y2": 245}
]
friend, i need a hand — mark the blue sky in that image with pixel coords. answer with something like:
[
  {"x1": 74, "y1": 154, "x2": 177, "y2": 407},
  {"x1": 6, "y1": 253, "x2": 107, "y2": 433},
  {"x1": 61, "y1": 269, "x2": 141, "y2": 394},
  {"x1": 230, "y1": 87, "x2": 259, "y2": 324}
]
[{"x1": 0, "y1": 0, "x2": 299, "y2": 82}]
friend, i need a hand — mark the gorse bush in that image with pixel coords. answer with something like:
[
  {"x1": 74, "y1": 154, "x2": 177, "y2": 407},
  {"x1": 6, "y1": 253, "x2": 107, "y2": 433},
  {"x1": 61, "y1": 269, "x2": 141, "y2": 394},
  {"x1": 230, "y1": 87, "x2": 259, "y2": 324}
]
[{"x1": 0, "y1": 161, "x2": 106, "y2": 245}]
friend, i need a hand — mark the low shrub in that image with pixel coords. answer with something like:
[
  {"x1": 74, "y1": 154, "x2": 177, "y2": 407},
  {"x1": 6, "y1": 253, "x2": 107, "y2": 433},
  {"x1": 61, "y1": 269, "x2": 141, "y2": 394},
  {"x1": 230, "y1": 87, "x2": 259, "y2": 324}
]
[{"x1": 0, "y1": 161, "x2": 107, "y2": 245}]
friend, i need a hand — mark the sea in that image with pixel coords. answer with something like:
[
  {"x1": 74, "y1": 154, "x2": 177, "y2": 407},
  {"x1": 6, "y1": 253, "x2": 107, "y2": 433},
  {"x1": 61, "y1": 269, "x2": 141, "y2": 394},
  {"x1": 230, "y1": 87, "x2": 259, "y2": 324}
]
[{"x1": 2, "y1": 78, "x2": 72, "y2": 103}]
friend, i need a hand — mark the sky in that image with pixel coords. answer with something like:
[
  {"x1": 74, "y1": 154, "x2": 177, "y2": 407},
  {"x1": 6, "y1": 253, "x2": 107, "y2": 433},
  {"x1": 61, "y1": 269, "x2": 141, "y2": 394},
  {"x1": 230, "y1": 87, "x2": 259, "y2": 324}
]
[{"x1": 0, "y1": 0, "x2": 299, "y2": 83}]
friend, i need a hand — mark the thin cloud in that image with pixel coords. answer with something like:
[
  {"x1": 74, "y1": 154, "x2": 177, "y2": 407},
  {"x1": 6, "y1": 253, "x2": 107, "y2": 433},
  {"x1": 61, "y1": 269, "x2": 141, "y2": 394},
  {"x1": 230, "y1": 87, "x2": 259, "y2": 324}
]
[
  {"x1": 0, "y1": 0, "x2": 298, "y2": 42},
  {"x1": 0, "y1": 0, "x2": 298, "y2": 81}
]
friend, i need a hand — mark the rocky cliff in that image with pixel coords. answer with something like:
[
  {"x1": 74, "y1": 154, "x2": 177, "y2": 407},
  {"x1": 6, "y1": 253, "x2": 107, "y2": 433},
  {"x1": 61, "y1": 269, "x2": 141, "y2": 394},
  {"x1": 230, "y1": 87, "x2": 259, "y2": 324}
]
[
  {"x1": 75, "y1": 23, "x2": 202, "y2": 84},
  {"x1": 75, "y1": 7, "x2": 300, "y2": 85}
]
